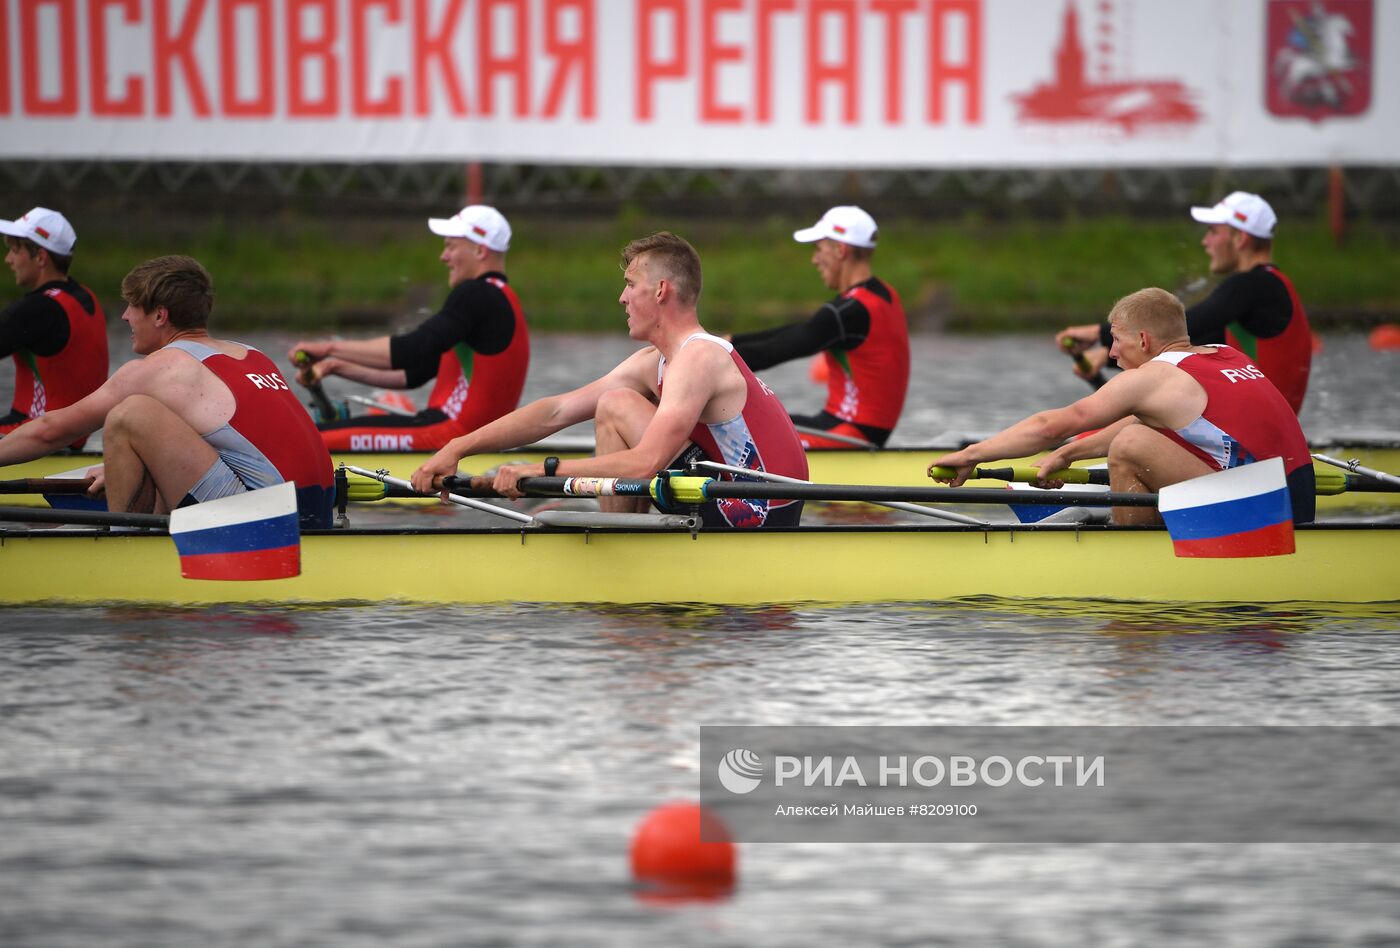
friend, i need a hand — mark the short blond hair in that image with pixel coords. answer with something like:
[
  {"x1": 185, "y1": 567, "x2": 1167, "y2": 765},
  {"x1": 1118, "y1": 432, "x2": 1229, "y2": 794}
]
[{"x1": 1108, "y1": 287, "x2": 1187, "y2": 343}]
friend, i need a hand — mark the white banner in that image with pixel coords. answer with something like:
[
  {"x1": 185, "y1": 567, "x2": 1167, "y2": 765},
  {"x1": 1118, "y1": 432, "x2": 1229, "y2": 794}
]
[{"x1": 1, "y1": 0, "x2": 1393, "y2": 166}]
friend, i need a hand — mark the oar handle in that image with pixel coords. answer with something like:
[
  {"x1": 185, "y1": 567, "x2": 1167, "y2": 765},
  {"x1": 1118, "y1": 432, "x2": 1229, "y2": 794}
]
[
  {"x1": 294, "y1": 350, "x2": 341, "y2": 422},
  {"x1": 0, "y1": 477, "x2": 96, "y2": 495},
  {"x1": 927, "y1": 465, "x2": 1105, "y2": 486},
  {"x1": 1060, "y1": 337, "x2": 1107, "y2": 390},
  {"x1": 441, "y1": 474, "x2": 658, "y2": 499}
]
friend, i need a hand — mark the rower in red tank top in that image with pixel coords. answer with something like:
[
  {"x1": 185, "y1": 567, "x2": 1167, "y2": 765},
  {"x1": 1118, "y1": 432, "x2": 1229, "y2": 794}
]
[
  {"x1": 0, "y1": 256, "x2": 333, "y2": 527},
  {"x1": 731, "y1": 206, "x2": 910, "y2": 448},
  {"x1": 409, "y1": 233, "x2": 810, "y2": 529},
  {"x1": 0, "y1": 207, "x2": 109, "y2": 450},
  {"x1": 291, "y1": 206, "x2": 530, "y2": 453}
]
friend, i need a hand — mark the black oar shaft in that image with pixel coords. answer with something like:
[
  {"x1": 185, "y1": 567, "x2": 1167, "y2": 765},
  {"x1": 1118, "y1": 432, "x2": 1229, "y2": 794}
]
[
  {"x1": 444, "y1": 474, "x2": 1156, "y2": 507},
  {"x1": 0, "y1": 506, "x2": 169, "y2": 529},
  {"x1": 696, "y1": 481, "x2": 1157, "y2": 506}
]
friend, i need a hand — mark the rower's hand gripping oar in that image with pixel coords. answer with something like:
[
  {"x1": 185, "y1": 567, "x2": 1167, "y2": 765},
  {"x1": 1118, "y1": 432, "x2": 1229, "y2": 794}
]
[
  {"x1": 344, "y1": 465, "x2": 534, "y2": 523},
  {"x1": 1060, "y1": 337, "x2": 1107, "y2": 390},
  {"x1": 292, "y1": 350, "x2": 348, "y2": 424}
]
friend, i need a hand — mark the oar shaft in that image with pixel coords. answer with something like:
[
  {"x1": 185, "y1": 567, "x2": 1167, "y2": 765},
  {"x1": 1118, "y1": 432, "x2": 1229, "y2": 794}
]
[
  {"x1": 449, "y1": 473, "x2": 1157, "y2": 507},
  {"x1": 344, "y1": 466, "x2": 534, "y2": 523},
  {"x1": 0, "y1": 505, "x2": 168, "y2": 529},
  {"x1": 696, "y1": 480, "x2": 1157, "y2": 506},
  {"x1": 1313, "y1": 453, "x2": 1400, "y2": 488},
  {"x1": 345, "y1": 394, "x2": 415, "y2": 417},
  {"x1": 694, "y1": 460, "x2": 990, "y2": 527},
  {"x1": 791, "y1": 424, "x2": 878, "y2": 450},
  {"x1": 0, "y1": 477, "x2": 96, "y2": 495}
]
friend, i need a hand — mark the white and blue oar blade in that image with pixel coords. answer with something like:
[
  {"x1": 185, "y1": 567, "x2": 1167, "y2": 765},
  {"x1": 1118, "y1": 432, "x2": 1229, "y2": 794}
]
[
  {"x1": 1158, "y1": 457, "x2": 1294, "y2": 558},
  {"x1": 1005, "y1": 475, "x2": 1109, "y2": 524},
  {"x1": 168, "y1": 482, "x2": 300, "y2": 580}
]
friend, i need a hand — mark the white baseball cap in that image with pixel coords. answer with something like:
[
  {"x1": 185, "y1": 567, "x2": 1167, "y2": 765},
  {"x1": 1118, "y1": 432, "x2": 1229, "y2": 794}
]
[
  {"x1": 0, "y1": 207, "x2": 77, "y2": 255},
  {"x1": 428, "y1": 204, "x2": 512, "y2": 252},
  {"x1": 793, "y1": 205, "x2": 878, "y2": 248},
  {"x1": 1189, "y1": 191, "x2": 1277, "y2": 239}
]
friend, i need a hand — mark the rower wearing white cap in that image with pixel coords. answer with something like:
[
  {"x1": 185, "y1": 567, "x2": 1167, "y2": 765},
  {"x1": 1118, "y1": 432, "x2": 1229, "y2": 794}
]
[
  {"x1": 1057, "y1": 191, "x2": 1311, "y2": 414},
  {"x1": 729, "y1": 205, "x2": 910, "y2": 448},
  {"x1": 290, "y1": 204, "x2": 530, "y2": 451},
  {"x1": 0, "y1": 207, "x2": 108, "y2": 450}
]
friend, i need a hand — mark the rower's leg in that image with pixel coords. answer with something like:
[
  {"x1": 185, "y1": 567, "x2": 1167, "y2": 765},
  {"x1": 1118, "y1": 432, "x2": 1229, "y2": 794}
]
[
  {"x1": 103, "y1": 394, "x2": 221, "y2": 514},
  {"x1": 594, "y1": 388, "x2": 658, "y2": 514},
  {"x1": 1107, "y1": 424, "x2": 1213, "y2": 525}
]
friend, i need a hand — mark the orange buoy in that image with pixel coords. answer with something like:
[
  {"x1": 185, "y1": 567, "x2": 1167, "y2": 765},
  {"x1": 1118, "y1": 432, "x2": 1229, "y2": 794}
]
[
  {"x1": 1369, "y1": 324, "x2": 1400, "y2": 351},
  {"x1": 808, "y1": 352, "x2": 828, "y2": 384},
  {"x1": 1311, "y1": 332, "x2": 1324, "y2": 354},
  {"x1": 630, "y1": 802, "x2": 736, "y2": 900}
]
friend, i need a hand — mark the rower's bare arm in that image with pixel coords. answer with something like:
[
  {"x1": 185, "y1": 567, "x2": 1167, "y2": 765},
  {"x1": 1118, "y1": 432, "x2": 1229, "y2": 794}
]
[
  {"x1": 1033, "y1": 417, "x2": 1136, "y2": 482},
  {"x1": 0, "y1": 361, "x2": 148, "y2": 467},
  {"x1": 289, "y1": 336, "x2": 393, "y2": 370},
  {"x1": 929, "y1": 373, "x2": 1148, "y2": 485},
  {"x1": 313, "y1": 359, "x2": 408, "y2": 389}
]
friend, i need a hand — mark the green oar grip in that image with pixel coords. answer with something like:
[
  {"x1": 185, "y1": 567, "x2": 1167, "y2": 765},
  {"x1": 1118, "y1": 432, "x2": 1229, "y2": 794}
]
[{"x1": 927, "y1": 465, "x2": 1098, "y2": 484}]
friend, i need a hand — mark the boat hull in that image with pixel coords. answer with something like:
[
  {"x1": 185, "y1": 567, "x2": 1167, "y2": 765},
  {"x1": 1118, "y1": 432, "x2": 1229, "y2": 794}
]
[{"x1": 2, "y1": 522, "x2": 1396, "y2": 606}]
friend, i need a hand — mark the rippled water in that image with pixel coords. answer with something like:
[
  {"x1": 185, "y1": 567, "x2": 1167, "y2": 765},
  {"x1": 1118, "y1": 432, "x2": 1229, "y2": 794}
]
[{"x1": 3, "y1": 331, "x2": 1400, "y2": 945}]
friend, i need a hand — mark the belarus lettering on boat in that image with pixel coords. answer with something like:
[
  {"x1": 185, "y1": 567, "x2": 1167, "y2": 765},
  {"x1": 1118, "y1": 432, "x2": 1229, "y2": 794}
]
[
  {"x1": 349, "y1": 433, "x2": 416, "y2": 451},
  {"x1": 245, "y1": 372, "x2": 289, "y2": 391},
  {"x1": 1220, "y1": 364, "x2": 1267, "y2": 384}
]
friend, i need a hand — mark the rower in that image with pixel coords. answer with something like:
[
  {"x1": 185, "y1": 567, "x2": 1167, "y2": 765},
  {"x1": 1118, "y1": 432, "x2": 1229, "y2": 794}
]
[
  {"x1": 729, "y1": 205, "x2": 910, "y2": 448},
  {"x1": 0, "y1": 256, "x2": 334, "y2": 527},
  {"x1": 289, "y1": 204, "x2": 530, "y2": 452},
  {"x1": 932, "y1": 287, "x2": 1315, "y2": 525},
  {"x1": 1057, "y1": 192, "x2": 1311, "y2": 413},
  {"x1": 0, "y1": 207, "x2": 109, "y2": 450},
  {"x1": 410, "y1": 232, "x2": 809, "y2": 528}
]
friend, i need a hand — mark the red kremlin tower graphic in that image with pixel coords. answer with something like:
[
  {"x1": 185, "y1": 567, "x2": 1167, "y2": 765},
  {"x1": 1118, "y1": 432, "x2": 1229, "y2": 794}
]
[{"x1": 1013, "y1": 1, "x2": 1201, "y2": 132}]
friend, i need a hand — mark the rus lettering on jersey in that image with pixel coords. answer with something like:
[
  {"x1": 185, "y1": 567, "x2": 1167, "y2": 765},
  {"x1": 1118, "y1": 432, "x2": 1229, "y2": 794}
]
[
  {"x1": 246, "y1": 372, "x2": 290, "y2": 391},
  {"x1": 1220, "y1": 365, "x2": 1267, "y2": 384}
]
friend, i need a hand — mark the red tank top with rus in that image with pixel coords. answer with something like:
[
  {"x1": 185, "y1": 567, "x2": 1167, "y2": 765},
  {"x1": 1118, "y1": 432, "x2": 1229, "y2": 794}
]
[
  {"x1": 8, "y1": 285, "x2": 108, "y2": 449},
  {"x1": 820, "y1": 280, "x2": 910, "y2": 431},
  {"x1": 425, "y1": 277, "x2": 530, "y2": 435},
  {"x1": 1150, "y1": 345, "x2": 1315, "y2": 522},
  {"x1": 1225, "y1": 265, "x2": 1311, "y2": 414},
  {"x1": 196, "y1": 346, "x2": 336, "y2": 527},
  {"x1": 662, "y1": 334, "x2": 808, "y2": 528}
]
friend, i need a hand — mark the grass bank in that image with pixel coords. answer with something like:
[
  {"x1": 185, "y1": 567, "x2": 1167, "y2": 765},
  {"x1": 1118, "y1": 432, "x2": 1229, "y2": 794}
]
[{"x1": 70, "y1": 211, "x2": 1400, "y2": 333}]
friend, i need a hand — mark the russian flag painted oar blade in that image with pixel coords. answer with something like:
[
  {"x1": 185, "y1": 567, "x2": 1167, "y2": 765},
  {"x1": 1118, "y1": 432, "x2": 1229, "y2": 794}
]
[
  {"x1": 168, "y1": 482, "x2": 301, "y2": 580},
  {"x1": 1158, "y1": 457, "x2": 1295, "y2": 558}
]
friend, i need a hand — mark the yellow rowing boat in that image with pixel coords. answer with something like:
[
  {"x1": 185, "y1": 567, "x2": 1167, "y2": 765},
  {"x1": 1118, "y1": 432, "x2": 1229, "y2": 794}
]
[{"x1": 1, "y1": 519, "x2": 1395, "y2": 606}]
